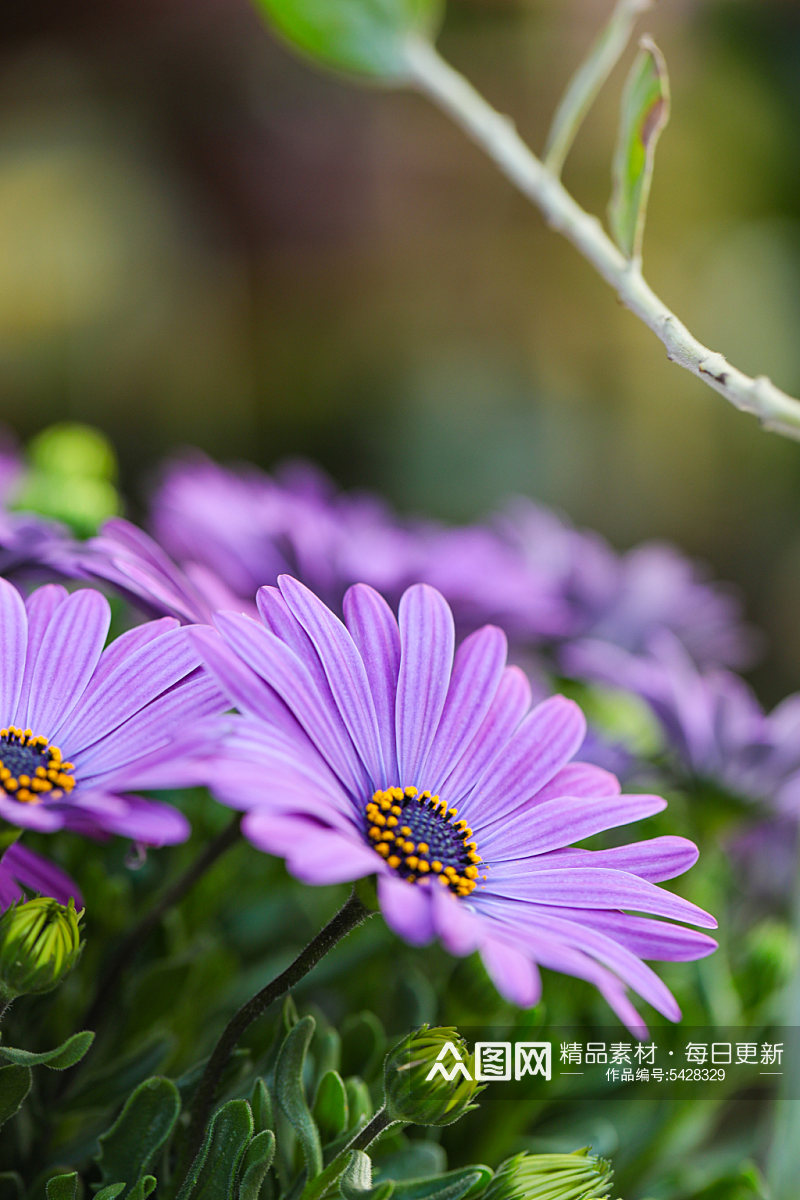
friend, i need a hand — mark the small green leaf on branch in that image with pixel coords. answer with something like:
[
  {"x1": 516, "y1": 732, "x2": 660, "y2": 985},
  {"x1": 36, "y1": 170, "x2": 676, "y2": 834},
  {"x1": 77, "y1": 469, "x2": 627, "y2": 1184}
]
[
  {"x1": 609, "y1": 35, "x2": 670, "y2": 261},
  {"x1": 0, "y1": 1031, "x2": 94, "y2": 1071},
  {"x1": 251, "y1": 0, "x2": 444, "y2": 83}
]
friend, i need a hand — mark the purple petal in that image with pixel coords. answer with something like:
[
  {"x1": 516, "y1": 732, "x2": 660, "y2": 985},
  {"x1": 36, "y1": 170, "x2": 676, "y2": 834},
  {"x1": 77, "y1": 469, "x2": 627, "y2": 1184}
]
[
  {"x1": 439, "y1": 666, "x2": 531, "y2": 806},
  {"x1": 514, "y1": 907, "x2": 681, "y2": 1020},
  {"x1": 188, "y1": 625, "x2": 298, "y2": 732},
  {"x1": 532, "y1": 761, "x2": 621, "y2": 803},
  {"x1": 525, "y1": 836, "x2": 699, "y2": 882},
  {"x1": 75, "y1": 672, "x2": 226, "y2": 781},
  {"x1": 89, "y1": 617, "x2": 180, "y2": 692},
  {"x1": 480, "y1": 794, "x2": 666, "y2": 858},
  {"x1": 343, "y1": 584, "x2": 401, "y2": 783},
  {"x1": 0, "y1": 793, "x2": 63, "y2": 831},
  {"x1": 480, "y1": 937, "x2": 542, "y2": 1008},
  {"x1": 378, "y1": 874, "x2": 436, "y2": 946},
  {"x1": 396, "y1": 585, "x2": 455, "y2": 783},
  {"x1": 243, "y1": 810, "x2": 379, "y2": 884},
  {"x1": 459, "y1": 696, "x2": 586, "y2": 825},
  {"x1": 0, "y1": 578, "x2": 27, "y2": 722},
  {"x1": 60, "y1": 791, "x2": 190, "y2": 845},
  {"x1": 0, "y1": 869, "x2": 22, "y2": 909},
  {"x1": 24, "y1": 589, "x2": 111, "y2": 734},
  {"x1": 479, "y1": 899, "x2": 649, "y2": 1033},
  {"x1": 14, "y1": 586, "x2": 68, "y2": 721},
  {"x1": 3, "y1": 843, "x2": 82, "y2": 906},
  {"x1": 279, "y1": 576, "x2": 387, "y2": 783},
  {"x1": 214, "y1": 611, "x2": 371, "y2": 797},
  {"x1": 421, "y1": 625, "x2": 507, "y2": 791},
  {"x1": 503, "y1": 867, "x2": 717, "y2": 928},
  {"x1": 431, "y1": 885, "x2": 484, "y2": 956},
  {"x1": 574, "y1": 910, "x2": 718, "y2": 960},
  {"x1": 53, "y1": 627, "x2": 200, "y2": 750}
]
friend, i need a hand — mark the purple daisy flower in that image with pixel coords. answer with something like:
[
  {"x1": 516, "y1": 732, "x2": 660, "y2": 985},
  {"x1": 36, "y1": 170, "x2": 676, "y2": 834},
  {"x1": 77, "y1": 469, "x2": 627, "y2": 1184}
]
[
  {"x1": 72, "y1": 517, "x2": 241, "y2": 625},
  {"x1": 0, "y1": 578, "x2": 224, "y2": 844},
  {"x1": 567, "y1": 632, "x2": 800, "y2": 817},
  {"x1": 151, "y1": 454, "x2": 420, "y2": 609},
  {"x1": 496, "y1": 500, "x2": 755, "y2": 669},
  {"x1": 0, "y1": 843, "x2": 82, "y2": 911},
  {"x1": 191, "y1": 576, "x2": 716, "y2": 1032}
]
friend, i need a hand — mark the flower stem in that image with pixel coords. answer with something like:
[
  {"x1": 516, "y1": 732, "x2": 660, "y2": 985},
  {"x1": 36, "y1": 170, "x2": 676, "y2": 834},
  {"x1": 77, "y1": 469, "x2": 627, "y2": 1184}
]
[
  {"x1": 82, "y1": 814, "x2": 242, "y2": 1036},
  {"x1": 403, "y1": 36, "x2": 800, "y2": 440},
  {"x1": 181, "y1": 889, "x2": 374, "y2": 1172},
  {"x1": 345, "y1": 1106, "x2": 397, "y2": 1152}
]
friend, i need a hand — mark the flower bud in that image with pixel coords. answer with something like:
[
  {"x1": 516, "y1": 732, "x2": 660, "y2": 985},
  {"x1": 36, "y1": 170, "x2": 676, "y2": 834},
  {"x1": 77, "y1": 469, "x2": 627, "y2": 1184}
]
[
  {"x1": 383, "y1": 1026, "x2": 481, "y2": 1126},
  {"x1": 0, "y1": 897, "x2": 83, "y2": 999},
  {"x1": 483, "y1": 1150, "x2": 614, "y2": 1200}
]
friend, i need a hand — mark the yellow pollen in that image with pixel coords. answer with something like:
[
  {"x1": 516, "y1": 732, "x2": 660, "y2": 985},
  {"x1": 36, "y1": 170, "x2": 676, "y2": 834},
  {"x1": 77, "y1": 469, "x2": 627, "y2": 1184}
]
[
  {"x1": 364, "y1": 786, "x2": 487, "y2": 897},
  {"x1": 0, "y1": 727, "x2": 76, "y2": 805}
]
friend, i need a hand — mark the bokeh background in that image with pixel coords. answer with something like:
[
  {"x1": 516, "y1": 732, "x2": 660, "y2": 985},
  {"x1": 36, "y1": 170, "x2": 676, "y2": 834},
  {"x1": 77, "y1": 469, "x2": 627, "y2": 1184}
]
[{"x1": 2, "y1": 0, "x2": 800, "y2": 696}]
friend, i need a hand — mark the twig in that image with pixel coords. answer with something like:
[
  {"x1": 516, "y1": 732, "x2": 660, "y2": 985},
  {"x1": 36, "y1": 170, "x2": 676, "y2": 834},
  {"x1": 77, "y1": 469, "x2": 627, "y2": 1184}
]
[{"x1": 404, "y1": 37, "x2": 800, "y2": 440}]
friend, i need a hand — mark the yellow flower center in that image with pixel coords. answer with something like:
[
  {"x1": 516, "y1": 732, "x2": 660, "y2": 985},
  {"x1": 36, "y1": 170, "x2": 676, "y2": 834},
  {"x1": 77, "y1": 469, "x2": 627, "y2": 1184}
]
[
  {"x1": 0, "y1": 727, "x2": 76, "y2": 805},
  {"x1": 365, "y1": 786, "x2": 486, "y2": 897}
]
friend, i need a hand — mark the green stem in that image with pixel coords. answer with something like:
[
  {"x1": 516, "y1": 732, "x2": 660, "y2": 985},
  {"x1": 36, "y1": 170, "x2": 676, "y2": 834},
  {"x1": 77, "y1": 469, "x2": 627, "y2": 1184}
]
[
  {"x1": 181, "y1": 889, "x2": 374, "y2": 1174},
  {"x1": 344, "y1": 1106, "x2": 397, "y2": 1152}
]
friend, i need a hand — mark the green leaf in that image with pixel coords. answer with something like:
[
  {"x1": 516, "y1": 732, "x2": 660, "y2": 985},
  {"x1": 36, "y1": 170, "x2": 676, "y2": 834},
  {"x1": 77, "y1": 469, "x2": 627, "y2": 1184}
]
[
  {"x1": 313, "y1": 1071, "x2": 349, "y2": 1143},
  {"x1": 608, "y1": 35, "x2": 670, "y2": 261},
  {"x1": 45, "y1": 1174, "x2": 80, "y2": 1200},
  {"x1": 177, "y1": 1099, "x2": 254, "y2": 1200},
  {"x1": 298, "y1": 1150, "x2": 354, "y2": 1200},
  {"x1": 94, "y1": 1186, "x2": 127, "y2": 1200},
  {"x1": 344, "y1": 1079, "x2": 372, "y2": 1131},
  {"x1": 251, "y1": 1078, "x2": 273, "y2": 1135},
  {"x1": 392, "y1": 1169, "x2": 491, "y2": 1200},
  {"x1": 0, "y1": 1064, "x2": 31, "y2": 1129},
  {"x1": 250, "y1": 0, "x2": 443, "y2": 83},
  {"x1": 340, "y1": 1152, "x2": 394, "y2": 1200},
  {"x1": 238, "y1": 1130, "x2": 276, "y2": 1200},
  {"x1": 127, "y1": 1178, "x2": 157, "y2": 1200},
  {"x1": 276, "y1": 1016, "x2": 323, "y2": 1179},
  {"x1": 95, "y1": 1076, "x2": 181, "y2": 1190},
  {"x1": 0, "y1": 1031, "x2": 94, "y2": 1070}
]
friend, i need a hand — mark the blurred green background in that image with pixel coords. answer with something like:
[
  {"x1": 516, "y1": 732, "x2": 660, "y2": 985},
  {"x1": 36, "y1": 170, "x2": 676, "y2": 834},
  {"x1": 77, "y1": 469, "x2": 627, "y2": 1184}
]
[{"x1": 2, "y1": 0, "x2": 800, "y2": 694}]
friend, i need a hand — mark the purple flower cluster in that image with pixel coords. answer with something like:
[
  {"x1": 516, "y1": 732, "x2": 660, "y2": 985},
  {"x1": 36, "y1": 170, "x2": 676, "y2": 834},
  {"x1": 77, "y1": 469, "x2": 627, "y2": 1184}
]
[
  {"x1": 74, "y1": 453, "x2": 753, "y2": 667},
  {"x1": 0, "y1": 445, "x2": 750, "y2": 1026}
]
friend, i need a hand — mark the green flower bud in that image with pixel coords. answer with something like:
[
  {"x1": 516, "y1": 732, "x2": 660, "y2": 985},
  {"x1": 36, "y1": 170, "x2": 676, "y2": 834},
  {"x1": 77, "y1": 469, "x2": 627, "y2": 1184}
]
[
  {"x1": 0, "y1": 897, "x2": 84, "y2": 999},
  {"x1": 383, "y1": 1025, "x2": 482, "y2": 1126},
  {"x1": 483, "y1": 1150, "x2": 614, "y2": 1200}
]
